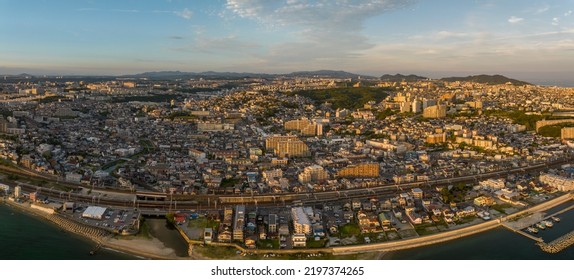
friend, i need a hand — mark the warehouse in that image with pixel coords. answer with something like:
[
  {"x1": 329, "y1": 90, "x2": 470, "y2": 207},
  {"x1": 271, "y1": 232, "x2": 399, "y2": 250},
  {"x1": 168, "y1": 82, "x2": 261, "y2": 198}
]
[{"x1": 81, "y1": 206, "x2": 108, "y2": 220}]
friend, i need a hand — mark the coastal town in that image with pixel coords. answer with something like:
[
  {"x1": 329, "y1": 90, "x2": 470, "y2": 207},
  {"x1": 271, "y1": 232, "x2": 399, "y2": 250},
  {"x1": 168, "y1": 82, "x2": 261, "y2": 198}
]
[{"x1": 2, "y1": 73, "x2": 574, "y2": 258}]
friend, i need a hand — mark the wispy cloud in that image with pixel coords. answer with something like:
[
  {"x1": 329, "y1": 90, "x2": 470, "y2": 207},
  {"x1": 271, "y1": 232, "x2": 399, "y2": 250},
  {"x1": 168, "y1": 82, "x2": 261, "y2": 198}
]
[
  {"x1": 110, "y1": 9, "x2": 140, "y2": 13},
  {"x1": 224, "y1": 0, "x2": 415, "y2": 64},
  {"x1": 436, "y1": 31, "x2": 470, "y2": 40},
  {"x1": 175, "y1": 8, "x2": 193, "y2": 20},
  {"x1": 508, "y1": 16, "x2": 524, "y2": 24},
  {"x1": 535, "y1": 5, "x2": 550, "y2": 14},
  {"x1": 552, "y1": 17, "x2": 560, "y2": 26},
  {"x1": 565, "y1": 10, "x2": 573, "y2": 17},
  {"x1": 78, "y1": 7, "x2": 193, "y2": 20}
]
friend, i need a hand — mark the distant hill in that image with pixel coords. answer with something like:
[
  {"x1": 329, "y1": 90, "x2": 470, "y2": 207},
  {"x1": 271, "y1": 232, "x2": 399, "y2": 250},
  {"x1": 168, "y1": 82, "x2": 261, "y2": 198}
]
[
  {"x1": 124, "y1": 71, "x2": 274, "y2": 80},
  {"x1": 124, "y1": 70, "x2": 373, "y2": 80},
  {"x1": 380, "y1": 74, "x2": 428, "y2": 82},
  {"x1": 440, "y1": 74, "x2": 530, "y2": 86},
  {"x1": 287, "y1": 70, "x2": 374, "y2": 79}
]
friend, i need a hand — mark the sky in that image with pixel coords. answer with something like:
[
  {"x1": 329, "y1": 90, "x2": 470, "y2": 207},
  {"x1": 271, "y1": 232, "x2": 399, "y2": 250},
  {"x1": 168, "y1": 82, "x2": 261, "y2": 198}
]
[{"x1": 1, "y1": 0, "x2": 573, "y2": 83}]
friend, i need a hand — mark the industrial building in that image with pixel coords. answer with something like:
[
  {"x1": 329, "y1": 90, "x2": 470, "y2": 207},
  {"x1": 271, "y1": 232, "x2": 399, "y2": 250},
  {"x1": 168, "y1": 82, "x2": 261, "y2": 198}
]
[{"x1": 82, "y1": 206, "x2": 108, "y2": 220}]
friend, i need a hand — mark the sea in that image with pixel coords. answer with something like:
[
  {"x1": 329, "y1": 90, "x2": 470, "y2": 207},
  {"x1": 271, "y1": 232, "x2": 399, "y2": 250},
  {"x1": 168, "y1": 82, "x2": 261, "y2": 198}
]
[
  {"x1": 2, "y1": 200, "x2": 573, "y2": 260},
  {"x1": 0, "y1": 202, "x2": 135, "y2": 260},
  {"x1": 384, "y1": 200, "x2": 574, "y2": 260}
]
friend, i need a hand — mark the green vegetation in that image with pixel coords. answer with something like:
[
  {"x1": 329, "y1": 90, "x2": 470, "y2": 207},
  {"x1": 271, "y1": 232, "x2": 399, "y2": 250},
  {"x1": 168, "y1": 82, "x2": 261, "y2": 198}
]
[
  {"x1": 440, "y1": 74, "x2": 530, "y2": 86},
  {"x1": 455, "y1": 216, "x2": 477, "y2": 225},
  {"x1": 306, "y1": 238, "x2": 328, "y2": 248},
  {"x1": 136, "y1": 218, "x2": 153, "y2": 240},
  {"x1": 220, "y1": 178, "x2": 241, "y2": 188},
  {"x1": 288, "y1": 87, "x2": 391, "y2": 109},
  {"x1": 414, "y1": 224, "x2": 441, "y2": 236},
  {"x1": 188, "y1": 217, "x2": 220, "y2": 230},
  {"x1": 440, "y1": 183, "x2": 472, "y2": 203},
  {"x1": 491, "y1": 203, "x2": 512, "y2": 214},
  {"x1": 0, "y1": 158, "x2": 17, "y2": 168},
  {"x1": 376, "y1": 108, "x2": 395, "y2": 120},
  {"x1": 193, "y1": 245, "x2": 240, "y2": 259},
  {"x1": 484, "y1": 110, "x2": 572, "y2": 131},
  {"x1": 256, "y1": 239, "x2": 279, "y2": 249},
  {"x1": 339, "y1": 223, "x2": 361, "y2": 238},
  {"x1": 0, "y1": 109, "x2": 13, "y2": 118},
  {"x1": 165, "y1": 213, "x2": 175, "y2": 225},
  {"x1": 484, "y1": 110, "x2": 543, "y2": 130},
  {"x1": 538, "y1": 122, "x2": 574, "y2": 138},
  {"x1": 100, "y1": 159, "x2": 127, "y2": 171}
]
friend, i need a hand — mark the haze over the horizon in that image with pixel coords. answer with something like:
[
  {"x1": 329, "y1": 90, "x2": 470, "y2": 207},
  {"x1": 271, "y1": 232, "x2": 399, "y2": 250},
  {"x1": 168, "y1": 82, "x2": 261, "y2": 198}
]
[{"x1": 1, "y1": 0, "x2": 573, "y2": 84}]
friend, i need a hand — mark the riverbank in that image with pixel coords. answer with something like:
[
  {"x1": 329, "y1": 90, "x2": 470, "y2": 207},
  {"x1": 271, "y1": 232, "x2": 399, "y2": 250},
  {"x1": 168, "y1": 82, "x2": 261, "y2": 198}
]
[{"x1": 1, "y1": 197, "x2": 188, "y2": 260}]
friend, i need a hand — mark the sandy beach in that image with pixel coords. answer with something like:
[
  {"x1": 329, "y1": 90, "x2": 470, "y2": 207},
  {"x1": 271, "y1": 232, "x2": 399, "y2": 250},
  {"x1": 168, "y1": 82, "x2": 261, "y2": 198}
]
[{"x1": 102, "y1": 236, "x2": 185, "y2": 260}]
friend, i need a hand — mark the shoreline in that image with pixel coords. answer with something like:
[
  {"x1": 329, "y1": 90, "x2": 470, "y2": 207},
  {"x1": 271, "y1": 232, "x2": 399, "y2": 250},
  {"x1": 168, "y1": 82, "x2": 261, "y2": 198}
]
[
  {"x1": 1, "y1": 198, "x2": 186, "y2": 260},
  {"x1": 3, "y1": 192, "x2": 573, "y2": 260}
]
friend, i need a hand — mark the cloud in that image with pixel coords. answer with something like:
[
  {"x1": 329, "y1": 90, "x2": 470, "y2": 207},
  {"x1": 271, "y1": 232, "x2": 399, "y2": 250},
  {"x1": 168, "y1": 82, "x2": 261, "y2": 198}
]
[
  {"x1": 552, "y1": 17, "x2": 560, "y2": 26},
  {"x1": 224, "y1": 0, "x2": 415, "y2": 63},
  {"x1": 508, "y1": 16, "x2": 524, "y2": 24},
  {"x1": 169, "y1": 36, "x2": 184, "y2": 40},
  {"x1": 535, "y1": 5, "x2": 550, "y2": 14},
  {"x1": 565, "y1": 11, "x2": 573, "y2": 17},
  {"x1": 436, "y1": 31, "x2": 469, "y2": 40},
  {"x1": 175, "y1": 8, "x2": 193, "y2": 20}
]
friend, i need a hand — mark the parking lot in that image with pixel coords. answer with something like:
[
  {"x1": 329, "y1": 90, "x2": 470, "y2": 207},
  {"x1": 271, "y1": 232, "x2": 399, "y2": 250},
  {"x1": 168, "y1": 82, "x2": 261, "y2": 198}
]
[{"x1": 66, "y1": 204, "x2": 140, "y2": 233}]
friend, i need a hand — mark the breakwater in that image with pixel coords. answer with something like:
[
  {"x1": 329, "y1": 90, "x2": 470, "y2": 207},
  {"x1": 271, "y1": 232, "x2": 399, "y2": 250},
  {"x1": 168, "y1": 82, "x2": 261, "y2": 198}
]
[
  {"x1": 538, "y1": 230, "x2": 574, "y2": 253},
  {"x1": 3, "y1": 199, "x2": 111, "y2": 245}
]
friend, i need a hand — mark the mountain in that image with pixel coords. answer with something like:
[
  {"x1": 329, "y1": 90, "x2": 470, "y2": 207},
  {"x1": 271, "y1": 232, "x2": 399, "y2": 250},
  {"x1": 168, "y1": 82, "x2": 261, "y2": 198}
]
[
  {"x1": 440, "y1": 74, "x2": 530, "y2": 86},
  {"x1": 380, "y1": 74, "x2": 428, "y2": 82},
  {"x1": 124, "y1": 70, "x2": 373, "y2": 80},
  {"x1": 286, "y1": 70, "x2": 374, "y2": 79},
  {"x1": 123, "y1": 71, "x2": 273, "y2": 80}
]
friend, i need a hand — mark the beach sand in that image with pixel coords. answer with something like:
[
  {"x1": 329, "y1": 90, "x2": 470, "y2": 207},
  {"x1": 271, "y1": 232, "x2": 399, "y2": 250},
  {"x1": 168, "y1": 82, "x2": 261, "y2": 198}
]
[{"x1": 103, "y1": 237, "x2": 187, "y2": 260}]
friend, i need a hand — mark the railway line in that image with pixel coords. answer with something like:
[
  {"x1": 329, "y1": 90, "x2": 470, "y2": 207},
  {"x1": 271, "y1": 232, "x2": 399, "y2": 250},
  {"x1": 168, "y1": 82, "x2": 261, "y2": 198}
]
[{"x1": 9, "y1": 155, "x2": 572, "y2": 212}]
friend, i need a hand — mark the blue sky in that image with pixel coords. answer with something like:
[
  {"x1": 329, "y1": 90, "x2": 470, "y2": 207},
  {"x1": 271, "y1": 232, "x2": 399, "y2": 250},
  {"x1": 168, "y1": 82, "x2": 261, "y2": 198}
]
[{"x1": 1, "y1": 0, "x2": 573, "y2": 82}]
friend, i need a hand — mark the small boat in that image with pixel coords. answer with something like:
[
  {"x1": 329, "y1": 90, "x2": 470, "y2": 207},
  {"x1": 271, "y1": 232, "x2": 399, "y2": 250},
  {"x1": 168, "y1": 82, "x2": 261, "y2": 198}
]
[
  {"x1": 536, "y1": 222, "x2": 546, "y2": 230},
  {"x1": 526, "y1": 227, "x2": 539, "y2": 234},
  {"x1": 551, "y1": 216, "x2": 560, "y2": 222},
  {"x1": 544, "y1": 220, "x2": 553, "y2": 228}
]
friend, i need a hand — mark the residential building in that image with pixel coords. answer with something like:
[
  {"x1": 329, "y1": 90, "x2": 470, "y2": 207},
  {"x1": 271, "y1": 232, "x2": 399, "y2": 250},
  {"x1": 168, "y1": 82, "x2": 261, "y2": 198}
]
[
  {"x1": 233, "y1": 205, "x2": 245, "y2": 241},
  {"x1": 291, "y1": 207, "x2": 312, "y2": 235},
  {"x1": 336, "y1": 163, "x2": 379, "y2": 178}
]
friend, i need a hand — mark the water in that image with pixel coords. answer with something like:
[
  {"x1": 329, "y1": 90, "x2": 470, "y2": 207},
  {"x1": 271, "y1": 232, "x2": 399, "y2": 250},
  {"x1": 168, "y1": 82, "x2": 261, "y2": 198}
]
[
  {"x1": 384, "y1": 201, "x2": 574, "y2": 260},
  {"x1": 3, "y1": 199, "x2": 574, "y2": 260},
  {"x1": 145, "y1": 218, "x2": 189, "y2": 257},
  {"x1": 0, "y1": 202, "x2": 135, "y2": 260}
]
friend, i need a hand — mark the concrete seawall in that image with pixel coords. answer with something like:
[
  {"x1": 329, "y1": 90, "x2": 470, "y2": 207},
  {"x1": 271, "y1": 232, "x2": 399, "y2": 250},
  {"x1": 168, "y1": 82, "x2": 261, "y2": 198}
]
[
  {"x1": 3, "y1": 199, "x2": 110, "y2": 245},
  {"x1": 171, "y1": 193, "x2": 573, "y2": 257},
  {"x1": 333, "y1": 193, "x2": 572, "y2": 255},
  {"x1": 538, "y1": 230, "x2": 574, "y2": 253}
]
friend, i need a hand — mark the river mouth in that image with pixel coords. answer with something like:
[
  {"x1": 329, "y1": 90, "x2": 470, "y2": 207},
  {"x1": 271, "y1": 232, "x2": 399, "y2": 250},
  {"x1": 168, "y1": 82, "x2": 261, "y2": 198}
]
[{"x1": 144, "y1": 218, "x2": 189, "y2": 257}]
